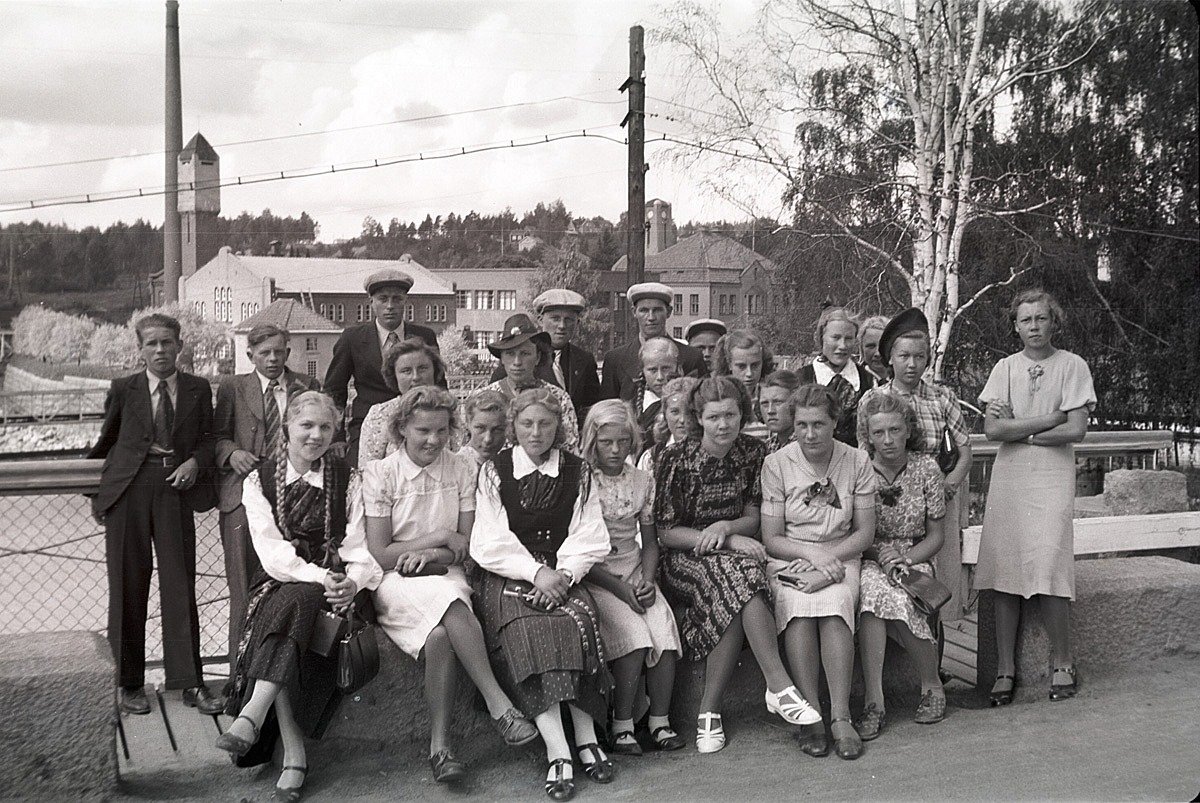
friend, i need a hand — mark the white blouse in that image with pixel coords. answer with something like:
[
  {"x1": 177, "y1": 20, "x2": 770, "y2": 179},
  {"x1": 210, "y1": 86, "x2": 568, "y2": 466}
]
[
  {"x1": 242, "y1": 461, "x2": 383, "y2": 593},
  {"x1": 470, "y1": 447, "x2": 610, "y2": 584}
]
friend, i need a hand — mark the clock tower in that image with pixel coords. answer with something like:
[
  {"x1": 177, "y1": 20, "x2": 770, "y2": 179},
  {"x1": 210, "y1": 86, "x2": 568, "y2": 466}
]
[{"x1": 646, "y1": 198, "x2": 676, "y2": 256}]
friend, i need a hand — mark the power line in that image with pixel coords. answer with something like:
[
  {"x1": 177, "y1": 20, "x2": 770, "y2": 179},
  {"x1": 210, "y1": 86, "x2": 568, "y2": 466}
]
[
  {"x1": 0, "y1": 93, "x2": 624, "y2": 174},
  {"x1": 0, "y1": 127, "x2": 627, "y2": 214}
]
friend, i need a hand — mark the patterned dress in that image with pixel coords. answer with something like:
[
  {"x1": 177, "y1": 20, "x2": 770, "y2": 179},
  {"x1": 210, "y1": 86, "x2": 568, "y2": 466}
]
[
  {"x1": 654, "y1": 434, "x2": 769, "y2": 661},
  {"x1": 589, "y1": 465, "x2": 681, "y2": 666},
  {"x1": 975, "y1": 349, "x2": 1096, "y2": 599},
  {"x1": 470, "y1": 448, "x2": 611, "y2": 721},
  {"x1": 762, "y1": 440, "x2": 876, "y2": 632},
  {"x1": 858, "y1": 453, "x2": 946, "y2": 642}
]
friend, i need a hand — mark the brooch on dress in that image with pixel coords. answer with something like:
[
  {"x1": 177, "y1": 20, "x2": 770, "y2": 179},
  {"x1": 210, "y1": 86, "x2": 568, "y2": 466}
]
[
  {"x1": 1028, "y1": 363, "x2": 1045, "y2": 394},
  {"x1": 802, "y1": 478, "x2": 842, "y2": 509},
  {"x1": 878, "y1": 484, "x2": 903, "y2": 507}
]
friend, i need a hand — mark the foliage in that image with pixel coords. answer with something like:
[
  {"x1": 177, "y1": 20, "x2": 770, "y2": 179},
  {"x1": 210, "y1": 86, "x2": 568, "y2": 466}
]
[
  {"x1": 12, "y1": 305, "x2": 97, "y2": 362},
  {"x1": 87, "y1": 322, "x2": 140, "y2": 370},
  {"x1": 125, "y1": 303, "x2": 231, "y2": 376},
  {"x1": 436, "y1": 326, "x2": 488, "y2": 375}
]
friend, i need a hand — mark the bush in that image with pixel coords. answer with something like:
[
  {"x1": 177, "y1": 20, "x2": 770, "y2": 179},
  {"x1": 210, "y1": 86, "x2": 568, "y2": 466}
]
[
  {"x1": 127, "y1": 304, "x2": 231, "y2": 376},
  {"x1": 88, "y1": 322, "x2": 140, "y2": 369},
  {"x1": 12, "y1": 305, "x2": 98, "y2": 362}
]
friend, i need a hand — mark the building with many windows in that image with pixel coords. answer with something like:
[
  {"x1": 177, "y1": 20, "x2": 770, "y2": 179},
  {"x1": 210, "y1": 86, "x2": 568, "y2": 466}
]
[{"x1": 183, "y1": 248, "x2": 456, "y2": 333}]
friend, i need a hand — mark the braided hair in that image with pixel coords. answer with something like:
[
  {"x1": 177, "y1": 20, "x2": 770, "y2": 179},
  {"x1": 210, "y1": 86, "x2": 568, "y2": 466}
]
[{"x1": 275, "y1": 391, "x2": 340, "y2": 568}]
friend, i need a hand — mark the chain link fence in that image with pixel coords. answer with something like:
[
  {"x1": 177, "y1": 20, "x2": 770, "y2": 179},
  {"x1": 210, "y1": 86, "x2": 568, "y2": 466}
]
[{"x1": 0, "y1": 484, "x2": 230, "y2": 667}]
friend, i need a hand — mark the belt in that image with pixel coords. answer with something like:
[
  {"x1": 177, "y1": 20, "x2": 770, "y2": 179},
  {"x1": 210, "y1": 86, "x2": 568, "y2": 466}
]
[{"x1": 144, "y1": 454, "x2": 176, "y2": 468}]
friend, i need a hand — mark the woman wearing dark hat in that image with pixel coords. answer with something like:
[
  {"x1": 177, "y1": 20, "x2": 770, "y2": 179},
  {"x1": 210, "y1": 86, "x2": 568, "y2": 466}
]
[
  {"x1": 797, "y1": 307, "x2": 877, "y2": 446},
  {"x1": 482, "y1": 314, "x2": 580, "y2": 449},
  {"x1": 855, "y1": 308, "x2": 972, "y2": 619}
]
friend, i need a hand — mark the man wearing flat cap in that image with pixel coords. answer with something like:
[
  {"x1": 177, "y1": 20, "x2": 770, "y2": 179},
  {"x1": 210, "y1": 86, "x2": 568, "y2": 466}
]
[
  {"x1": 324, "y1": 268, "x2": 439, "y2": 465},
  {"x1": 685, "y1": 317, "x2": 727, "y2": 373},
  {"x1": 599, "y1": 281, "x2": 707, "y2": 402},
  {"x1": 490, "y1": 288, "x2": 600, "y2": 423}
]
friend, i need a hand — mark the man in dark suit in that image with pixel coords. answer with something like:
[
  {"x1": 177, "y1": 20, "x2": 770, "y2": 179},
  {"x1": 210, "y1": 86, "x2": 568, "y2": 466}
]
[
  {"x1": 212, "y1": 323, "x2": 320, "y2": 674},
  {"x1": 489, "y1": 288, "x2": 600, "y2": 423},
  {"x1": 600, "y1": 281, "x2": 707, "y2": 403},
  {"x1": 89, "y1": 313, "x2": 222, "y2": 716},
  {"x1": 323, "y1": 269, "x2": 438, "y2": 465}
]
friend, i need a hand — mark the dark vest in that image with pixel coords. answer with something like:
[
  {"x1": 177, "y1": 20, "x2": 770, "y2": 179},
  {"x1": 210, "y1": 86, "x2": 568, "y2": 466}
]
[
  {"x1": 259, "y1": 455, "x2": 350, "y2": 563},
  {"x1": 492, "y1": 448, "x2": 584, "y2": 562}
]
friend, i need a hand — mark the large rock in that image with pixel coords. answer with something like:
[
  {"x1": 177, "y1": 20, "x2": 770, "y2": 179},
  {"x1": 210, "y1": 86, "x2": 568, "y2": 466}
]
[
  {"x1": 0, "y1": 631, "x2": 117, "y2": 800},
  {"x1": 976, "y1": 556, "x2": 1200, "y2": 703},
  {"x1": 1103, "y1": 469, "x2": 1188, "y2": 515}
]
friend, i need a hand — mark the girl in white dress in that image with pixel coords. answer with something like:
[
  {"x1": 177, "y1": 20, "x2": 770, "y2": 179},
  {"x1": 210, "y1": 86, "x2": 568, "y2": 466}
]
[
  {"x1": 581, "y1": 400, "x2": 684, "y2": 755},
  {"x1": 363, "y1": 386, "x2": 536, "y2": 784}
]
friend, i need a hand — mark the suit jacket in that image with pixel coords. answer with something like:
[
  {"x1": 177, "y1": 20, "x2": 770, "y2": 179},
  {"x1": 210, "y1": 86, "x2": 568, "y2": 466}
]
[
  {"x1": 599, "y1": 339, "x2": 708, "y2": 402},
  {"x1": 323, "y1": 321, "x2": 439, "y2": 445},
  {"x1": 489, "y1": 342, "x2": 601, "y2": 423},
  {"x1": 88, "y1": 371, "x2": 217, "y2": 516},
  {"x1": 213, "y1": 368, "x2": 321, "y2": 512}
]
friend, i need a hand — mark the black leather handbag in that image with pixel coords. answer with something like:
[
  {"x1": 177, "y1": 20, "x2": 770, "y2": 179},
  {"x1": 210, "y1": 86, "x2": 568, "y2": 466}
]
[
  {"x1": 936, "y1": 426, "x2": 960, "y2": 474},
  {"x1": 335, "y1": 605, "x2": 380, "y2": 694},
  {"x1": 888, "y1": 565, "x2": 952, "y2": 617}
]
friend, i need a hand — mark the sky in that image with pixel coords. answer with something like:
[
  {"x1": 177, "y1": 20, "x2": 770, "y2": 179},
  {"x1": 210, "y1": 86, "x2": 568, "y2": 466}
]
[{"x1": 0, "y1": 0, "x2": 778, "y2": 242}]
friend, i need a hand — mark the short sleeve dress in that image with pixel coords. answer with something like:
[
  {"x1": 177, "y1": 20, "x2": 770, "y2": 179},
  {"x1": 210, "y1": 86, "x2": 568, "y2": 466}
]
[
  {"x1": 362, "y1": 448, "x2": 477, "y2": 658},
  {"x1": 974, "y1": 349, "x2": 1096, "y2": 599},
  {"x1": 762, "y1": 440, "x2": 876, "y2": 632},
  {"x1": 654, "y1": 434, "x2": 769, "y2": 661},
  {"x1": 858, "y1": 453, "x2": 946, "y2": 642}
]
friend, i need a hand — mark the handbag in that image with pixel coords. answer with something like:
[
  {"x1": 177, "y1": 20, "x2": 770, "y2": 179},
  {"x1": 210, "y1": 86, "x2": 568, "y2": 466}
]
[
  {"x1": 776, "y1": 570, "x2": 833, "y2": 595},
  {"x1": 309, "y1": 609, "x2": 349, "y2": 658},
  {"x1": 936, "y1": 426, "x2": 960, "y2": 474},
  {"x1": 335, "y1": 604, "x2": 380, "y2": 694},
  {"x1": 888, "y1": 565, "x2": 951, "y2": 617}
]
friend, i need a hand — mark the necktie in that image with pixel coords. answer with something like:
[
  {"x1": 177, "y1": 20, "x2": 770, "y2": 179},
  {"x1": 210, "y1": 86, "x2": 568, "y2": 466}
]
[
  {"x1": 153, "y1": 381, "x2": 174, "y2": 451},
  {"x1": 264, "y1": 379, "x2": 281, "y2": 456},
  {"x1": 383, "y1": 330, "x2": 400, "y2": 372},
  {"x1": 552, "y1": 349, "x2": 567, "y2": 388}
]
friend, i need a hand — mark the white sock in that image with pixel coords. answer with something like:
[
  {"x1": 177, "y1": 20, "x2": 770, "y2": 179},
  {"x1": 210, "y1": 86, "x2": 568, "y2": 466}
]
[
  {"x1": 648, "y1": 715, "x2": 672, "y2": 732},
  {"x1": 611, "y1": 717, "x2": 635, "y2": 736}
]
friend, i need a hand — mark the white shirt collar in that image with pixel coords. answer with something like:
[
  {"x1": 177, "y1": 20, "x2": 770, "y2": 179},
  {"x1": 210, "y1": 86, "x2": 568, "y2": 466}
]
[
  {"x1": 256, "y1": 370, "x2": 286, "y2": 394},
  {"x1": 395, "y1": 447, "x2": 447, "y2": 481},
  {"x1": 285, "y1": 458, "x2": 323, "y2": 488},
  {"x1": 812, "y1": 358, "x2": 861, "y2": 391},
  {"x1": 376, "y1": 319, "x2": 403, "y2": 349},
  {"x1": 512, "y1": 446, "x2": 560, "y2": 480},
  {"x1": 643, "y1": 387, "x2": 661, "y2": 410},
  {"x1": 146, "y1": 370, "x2": 177, "y2": 395}
]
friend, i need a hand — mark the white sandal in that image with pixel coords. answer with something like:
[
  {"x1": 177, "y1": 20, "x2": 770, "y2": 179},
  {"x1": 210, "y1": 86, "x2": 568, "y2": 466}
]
[
  {"x1": 765, "y1": 685, "x2": 822, "y2": 726},
  {"x1": 695, "y1": 712, "x2": 725, "y2": 754}
]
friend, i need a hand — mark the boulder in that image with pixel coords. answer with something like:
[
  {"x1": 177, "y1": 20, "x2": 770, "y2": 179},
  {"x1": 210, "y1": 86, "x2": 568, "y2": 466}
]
[{"x1": 1103, "y1": 469, "x2": 1188, "y2": 515}]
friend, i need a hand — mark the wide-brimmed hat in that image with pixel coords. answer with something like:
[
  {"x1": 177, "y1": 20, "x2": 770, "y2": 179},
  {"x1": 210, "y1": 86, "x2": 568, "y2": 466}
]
[
  {"x1": 627, "y1": 282, "x2": 674, "y2": 308},
  {"x1": 533, "y1": 288, "x2": 586, "y2": 314},
  {"x1": 364, "y1": 269, "x2": 414, "y2": 295},
  {"x1": 488, "y1": 313, "x2": 551, "y2": 357},
  {"x1": 685, "y1": 318, "x2": 727, "y2": 340},
  {"x1": 879, "y1": 307, "x2": 929, "y2": 362}
]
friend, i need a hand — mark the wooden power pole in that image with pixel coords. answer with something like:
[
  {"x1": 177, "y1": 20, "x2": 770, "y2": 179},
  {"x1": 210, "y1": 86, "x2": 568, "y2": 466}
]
[{"x1": 620, "y1": 25, "x2": 646, "y2": 344}]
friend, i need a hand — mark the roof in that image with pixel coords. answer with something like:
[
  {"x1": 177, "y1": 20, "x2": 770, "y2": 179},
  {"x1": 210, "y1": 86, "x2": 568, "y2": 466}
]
[
  {"x1": 610, "y1": 230, "x2": 778, "y2": 275},
  {"x1": 233, "y1": 299, "x2": 341, "y2": 333},
  {"x1": 216, "y1": 250, "x2": 455, "y2": 297},
  {"x1": 180, "y1": 132, "x2": 218, "y2": 162}
]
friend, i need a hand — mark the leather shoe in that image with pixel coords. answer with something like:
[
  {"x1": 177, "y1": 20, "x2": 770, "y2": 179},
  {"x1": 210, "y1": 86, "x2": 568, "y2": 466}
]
[
  {"x1": 830, "y1": 717, "x2": 863, "y2": 760},
  {"x1": 429, "y1": 750, "x2": 468, "y2": 783},
  {"x1": 796, "y1": 723, "x2": 828, "y2": 757},
  {"x1": 119, "y1": 686, "x2": 150, "y2": 715},
  {"x1": 182, "y1": 685, "x2": 225, "y2": 715},
  {"x1": 576, "y1": 743, "x2": 614, "y2": 784},
  {"x1": 493, "y1": 707, "x2": 539, "y2": 746}
]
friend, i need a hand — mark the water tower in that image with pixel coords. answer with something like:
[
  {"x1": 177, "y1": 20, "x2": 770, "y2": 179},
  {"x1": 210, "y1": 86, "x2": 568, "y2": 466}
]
[{"x1": 178, "y1": 132, "x2": 221, "y2": 279}]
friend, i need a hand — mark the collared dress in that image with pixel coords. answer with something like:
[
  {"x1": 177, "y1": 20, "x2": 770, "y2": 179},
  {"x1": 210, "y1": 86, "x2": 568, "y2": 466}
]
[
  {"x1": 762, "y1": 440, "x2": 876, "y2": 632},
  {"x1": 231, "y1": 455, "x2": 383, "y2": 762},
  {"x1": 589, "y1": 464, "x2": 681, "y2": 666},
  {"x1": 470, "y1": 446, "x2": 611, "y2": 720},
  {"x1": 858, "y1": 453, "x2": 946, "y2": 642},
  {"x1": 975, "y1": 349, "x2": 1096, "y2": 599},
  {"x1": 653, "y1": 434, "x2": 770, "y2": 661},
  {"x1": 362, "y1": 448, "x2": 478, "y2": 658}
]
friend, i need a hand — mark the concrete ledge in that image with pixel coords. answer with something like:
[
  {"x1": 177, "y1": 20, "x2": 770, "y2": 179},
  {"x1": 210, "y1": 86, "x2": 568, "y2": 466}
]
[
  {"x1": 0, "y1": 631, "x2": 117, "y2": 800},
  {"x1": 976, "y1": 556, "x2": 1200, "y2": 703}
]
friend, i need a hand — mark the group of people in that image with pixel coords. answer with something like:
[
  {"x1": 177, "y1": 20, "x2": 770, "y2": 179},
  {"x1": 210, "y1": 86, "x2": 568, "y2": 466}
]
[{"x1": 89, "y1": 267, "x2": 1094, "y2": 801}]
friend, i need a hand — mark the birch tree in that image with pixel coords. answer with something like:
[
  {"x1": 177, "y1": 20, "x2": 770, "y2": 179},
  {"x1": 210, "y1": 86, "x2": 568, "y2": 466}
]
[{"x1": 655, "y1": 0, "x2": 1096, "y2": 377}]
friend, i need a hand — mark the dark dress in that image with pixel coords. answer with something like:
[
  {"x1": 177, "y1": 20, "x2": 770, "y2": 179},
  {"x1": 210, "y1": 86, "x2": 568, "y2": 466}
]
[
  {"x1": 226, "y1": 456, "x2": 352, "y2": 765},
  {"x1": 474, "y1": 449, "x2": 611, "y2": 722},
  {"x1": 798, "y1": 360, "x2": 877, "y2": 446},
  {"x1": 654, "y1": 434, "x2": 770, "y2": 661}
]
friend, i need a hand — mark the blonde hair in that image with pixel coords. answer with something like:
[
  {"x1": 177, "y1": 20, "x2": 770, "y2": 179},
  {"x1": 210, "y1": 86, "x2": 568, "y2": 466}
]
[
  {"x1": 580, "y1": 399, "x2": 642, "y2": 467},
  {"x1": 812, "y1": 307, "x2": 861, "y2": 351},
  {"x1": 386, "y1": 386, "x2": 460, "y2": 447},
  {"x1": 508, "y1": 387, "x2": 566, "y2": 451}
]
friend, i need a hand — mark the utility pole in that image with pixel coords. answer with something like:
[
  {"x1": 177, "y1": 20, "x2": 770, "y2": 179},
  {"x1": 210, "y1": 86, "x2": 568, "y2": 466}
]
[
  {"x1": 620, "y1": 25, "x2": 646, "y2": 345},
  {"x1": 163, "y1": 0, "x2": 183, "y2": 303}
]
